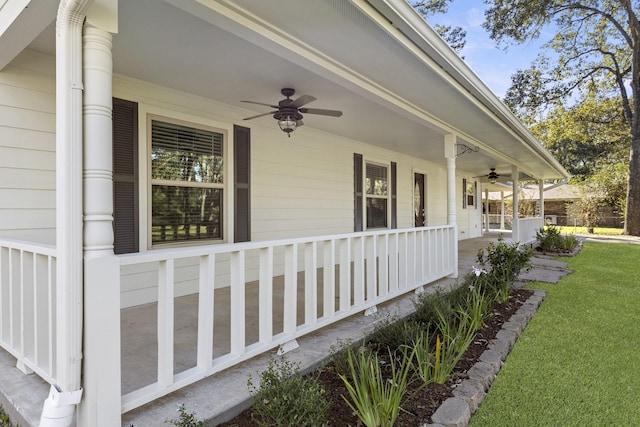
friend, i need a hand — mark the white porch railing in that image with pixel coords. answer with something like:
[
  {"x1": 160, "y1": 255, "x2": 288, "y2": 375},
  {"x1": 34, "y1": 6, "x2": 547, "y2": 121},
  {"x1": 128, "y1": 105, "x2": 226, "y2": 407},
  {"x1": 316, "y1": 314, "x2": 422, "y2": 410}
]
[
  {"x1": 0, "y1": 239, "x2": 57, "y2": 385},
  {"x1": 514, "y1": 217, "x2": 543, "y2": 244},
  {"x1": 117, "y1": 225, "x2": 456, "y2": 412}
]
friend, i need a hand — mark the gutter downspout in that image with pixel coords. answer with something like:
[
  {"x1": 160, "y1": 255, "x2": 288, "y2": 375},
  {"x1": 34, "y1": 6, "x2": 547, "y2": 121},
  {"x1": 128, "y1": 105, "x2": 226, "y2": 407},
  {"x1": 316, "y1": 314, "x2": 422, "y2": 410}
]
[{"x1": 40, "y1": 1, "x2": 92, "y2": 425}]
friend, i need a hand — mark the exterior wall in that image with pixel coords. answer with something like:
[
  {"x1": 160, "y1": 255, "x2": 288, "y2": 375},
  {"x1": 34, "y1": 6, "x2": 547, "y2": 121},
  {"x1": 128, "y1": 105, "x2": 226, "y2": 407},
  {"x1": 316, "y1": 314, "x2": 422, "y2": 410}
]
[
  {"x1": 114, "y1": 75, "x2": 453, "y2": 306},
  {"x1": 0, "y1": 50, "x2": 56, "y2": 244},
  {"x1": 456, "y1": 176, "x2": 483, "y2": 240}
]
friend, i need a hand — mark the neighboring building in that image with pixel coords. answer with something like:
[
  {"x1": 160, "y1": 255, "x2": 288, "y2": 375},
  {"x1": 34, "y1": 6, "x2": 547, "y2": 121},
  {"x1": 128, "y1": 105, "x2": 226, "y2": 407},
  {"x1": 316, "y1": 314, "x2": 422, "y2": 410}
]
[
  {"x1": 0, "y1": 1, "x2": 569, "y2": 425},
  {"x1": 483, "y1": 184, "x2": 622, "y2": 228}
]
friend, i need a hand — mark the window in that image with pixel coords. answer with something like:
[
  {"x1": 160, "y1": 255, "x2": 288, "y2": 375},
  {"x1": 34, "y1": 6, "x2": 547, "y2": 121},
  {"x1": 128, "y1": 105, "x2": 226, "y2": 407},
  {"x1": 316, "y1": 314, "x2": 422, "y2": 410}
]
[
  {"x1": 150, "y1": 119, "x2": 224, "y2": 244},
  {"x1": 365, "y1": 163, "x2": 388, "y2": 228},
  {"x1": 463, "y1": 179, "x2": 476, "y2": 209}
]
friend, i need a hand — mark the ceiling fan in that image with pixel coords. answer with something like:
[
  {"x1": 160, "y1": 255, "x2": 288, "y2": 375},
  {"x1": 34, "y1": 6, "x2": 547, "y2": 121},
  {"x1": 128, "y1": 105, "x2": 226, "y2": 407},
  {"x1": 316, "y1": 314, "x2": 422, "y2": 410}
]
[
  {"x1": 486, "y1": 168, "x2": 500, "y2": 184},
  {"x1": 474, "y1": 168, "x2": 500, "y2": 184},
  {"x1": 242, "y1": 88, "x2": 343, "y2": 137}
]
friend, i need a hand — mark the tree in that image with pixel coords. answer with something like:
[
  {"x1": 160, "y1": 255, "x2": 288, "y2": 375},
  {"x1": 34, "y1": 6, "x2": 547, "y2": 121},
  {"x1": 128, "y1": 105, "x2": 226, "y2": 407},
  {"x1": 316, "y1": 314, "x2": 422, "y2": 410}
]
[
  {"x1": 411, "y1": 1, "x2": 467, "y2": 53},
  {"x1": 483, "y1": 1, "x2": 640, "y2": 235},
  {"x1": 528, "y1": 96, "x2": 629, "y2": 179}
]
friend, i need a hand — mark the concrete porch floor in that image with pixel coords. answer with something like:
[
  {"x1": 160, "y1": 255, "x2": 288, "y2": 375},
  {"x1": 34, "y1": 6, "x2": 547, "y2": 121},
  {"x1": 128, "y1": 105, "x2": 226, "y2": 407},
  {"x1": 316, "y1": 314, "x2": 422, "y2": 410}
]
[{"x1": 0, "y1": 231, "x2": 512, "y2": 427}]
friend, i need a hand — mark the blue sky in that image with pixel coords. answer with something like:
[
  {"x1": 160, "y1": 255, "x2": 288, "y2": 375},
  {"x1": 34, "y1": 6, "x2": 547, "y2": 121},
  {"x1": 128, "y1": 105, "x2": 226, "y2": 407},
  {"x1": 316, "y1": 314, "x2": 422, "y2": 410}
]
[{"x1": 425, "y1": 1, "x2": 548, "y2": 98}]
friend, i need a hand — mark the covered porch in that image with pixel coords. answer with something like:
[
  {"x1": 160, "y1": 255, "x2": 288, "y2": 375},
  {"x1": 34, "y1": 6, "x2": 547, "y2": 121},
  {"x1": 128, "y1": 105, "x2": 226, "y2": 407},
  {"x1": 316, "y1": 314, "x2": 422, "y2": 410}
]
[{"x1": 0, "y1": 231, "x2": 512, "y2": 426}]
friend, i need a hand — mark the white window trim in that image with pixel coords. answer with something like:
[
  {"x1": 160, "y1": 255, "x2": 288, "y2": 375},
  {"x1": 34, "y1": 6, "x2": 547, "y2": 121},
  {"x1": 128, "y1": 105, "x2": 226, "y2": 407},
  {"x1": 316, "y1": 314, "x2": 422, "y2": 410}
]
[
  {"x1": 140, "y1": 110, "x2": 231, "y2": 249},
  {"x1": 363, "y1": 158, "x2": 391, "y2": 230}
]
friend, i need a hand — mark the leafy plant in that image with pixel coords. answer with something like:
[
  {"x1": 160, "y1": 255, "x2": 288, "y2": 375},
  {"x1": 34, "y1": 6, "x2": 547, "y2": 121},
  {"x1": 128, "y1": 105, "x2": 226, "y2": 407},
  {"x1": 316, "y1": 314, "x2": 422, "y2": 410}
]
[
  {"x1": 476, "y1": 236, "x2": 533, "y2": 303},
  {"x1": 536, "y1": 225, "x2": 579, "y2": 252},
  {"x1": 339, "y1": 345, "x2": 417, "y2": 427},
  {"x1": 365, "y1": 313, "x2": 426, "y2": 352},
  {"x1": 164, "y1": 404, "x2": 204, "y2": 427},
  {"x1": 248, "y1": 357, "x2": 330, "y2": 427}
]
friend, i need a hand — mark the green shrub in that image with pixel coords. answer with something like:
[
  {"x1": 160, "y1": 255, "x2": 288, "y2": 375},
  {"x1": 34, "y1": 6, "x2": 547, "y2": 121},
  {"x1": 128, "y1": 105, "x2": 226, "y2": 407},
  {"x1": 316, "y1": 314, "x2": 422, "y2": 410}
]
[
  {"x1": 476, "y1": 236, "x2": 533, "y2": 303},
  {"x1": 365, "y1": 313, "x2": 427, "y2": 351},
  {"x1": 164, "y1": 404, "x2": 204, "y2": 427},
  {"x1": 248, "y1": 357, "x2": 330, "y2": 427},
  {"x1": 536, "y1": 226, "x2": 579, "y2": 252}
]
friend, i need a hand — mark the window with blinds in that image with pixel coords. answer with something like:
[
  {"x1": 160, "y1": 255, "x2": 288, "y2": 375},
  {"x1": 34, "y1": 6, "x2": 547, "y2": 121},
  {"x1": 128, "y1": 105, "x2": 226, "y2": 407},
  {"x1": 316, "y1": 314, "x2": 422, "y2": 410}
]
[{"x1": 150, "y1": 119, "x2": 224, "y2": 244}]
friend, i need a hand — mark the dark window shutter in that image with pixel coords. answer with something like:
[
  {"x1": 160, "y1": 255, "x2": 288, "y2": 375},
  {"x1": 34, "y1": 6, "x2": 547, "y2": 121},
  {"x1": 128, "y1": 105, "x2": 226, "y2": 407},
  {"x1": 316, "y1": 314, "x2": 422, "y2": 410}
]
[
  {"x1": 234, "y1": 125, "x2": 251, "y2": 243},
  {"x1": 354, "y1": 154, "x2": 363, "y2": 232},
  {"x1": 462, "y1": 178, "x2": 467, "y2": 209},
  {"x1": 390, "y1": 161, "x2": 397, "y2": 229},
  {"x1": 474, "y1": 181, "x2": 478, "y2": 209},
  {"x1": 112, "y1": 98, "x2": 139, "y2": 254}
]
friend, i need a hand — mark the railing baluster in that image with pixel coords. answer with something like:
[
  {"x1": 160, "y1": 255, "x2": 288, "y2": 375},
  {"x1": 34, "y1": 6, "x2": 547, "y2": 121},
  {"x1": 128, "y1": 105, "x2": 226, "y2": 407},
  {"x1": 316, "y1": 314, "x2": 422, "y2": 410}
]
[
  {"x1": 388, "y1": 233, "x2": 398, "y2": 293},
  {"x1": 197, "y1": 254, "x2": 215, "y2": 371},
  {"x1": 283, "y1": 244, "x2": 297, "y2": 335},
  {"x1": 259, "y1": 247, "x2": 273, "y2": 344},
  {"x1": 304, "y1": 242, "x2": 317, "y2": 325},
  {"x1": 48, "y1": 255, "x2": 54, "y2": 378},
  {"x1": 323, "y1": 240, "x2": 335, "y2": 317},
  {"x1": 353, "y1": 236, "x2": 364, "y2": 307},
  {"x1": 230, "y1": 251, "x2": 246, "y2": 356},
  {"x1": 378, "y1": 234, "x2": 388, "y2": 297},
  {"x1": 365, "y1": 236, "x2": 376, "y2": 301},
  {"x1": 398, "y1": 232, "x2": 407, "y2": 290},
  {"x1": 338, "y1": 238, "x2": 350, "y2": 312},
  {"x1": 157, "y1": 259, "x2": 174, "y2": 387}
]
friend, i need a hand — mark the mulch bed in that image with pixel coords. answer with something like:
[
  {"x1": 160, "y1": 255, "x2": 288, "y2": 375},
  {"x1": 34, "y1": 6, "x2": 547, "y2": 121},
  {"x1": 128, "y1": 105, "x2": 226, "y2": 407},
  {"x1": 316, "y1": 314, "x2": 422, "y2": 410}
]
[{"x1": 219, "y1": 288, "x2": 533, "y2": 426}]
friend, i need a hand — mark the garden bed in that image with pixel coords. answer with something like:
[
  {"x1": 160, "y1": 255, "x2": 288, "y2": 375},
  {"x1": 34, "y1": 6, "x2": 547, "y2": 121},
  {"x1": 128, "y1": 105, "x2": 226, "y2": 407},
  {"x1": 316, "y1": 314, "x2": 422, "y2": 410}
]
[{"x1": 219, "y1": 288, "x2": 533, "y2": 427}]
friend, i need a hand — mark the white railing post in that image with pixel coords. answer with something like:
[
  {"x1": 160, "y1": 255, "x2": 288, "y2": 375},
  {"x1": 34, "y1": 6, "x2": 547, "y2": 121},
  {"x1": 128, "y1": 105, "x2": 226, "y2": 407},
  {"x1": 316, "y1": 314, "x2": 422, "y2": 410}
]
[
  {"x1": 157, "y1": 260, "x2": 175, "y2": 386},
  {"x1": 230, "y1": 251, "x2": 246, "y2": 356},
  {"x1": 338, "y1": 238, "x2": 350, "y2": 313},
  {"x1": 304, "y1": 242, "x2": 317, "y2": 326},
  {"x1": 197, "y1": 255, "x2": 215, "y2": 371},
  {"x1": 283, "y1": 244, "x2": 297, "y2": 336},
  {"x1": 353, "y1": 236, "x2": 364, "y2": 306},
  {"x1": 365, "y1": 236, "x2": 376, "y2": 302},
  {"x1": 388, "y1": 233, "x2": 398, "y2": 294},
  {"x1": 322, "y1": 240, "x2": 335, "y2": 317},
  {"x1": 259, "y1": 247, "x2": 273, "y2": 344}
]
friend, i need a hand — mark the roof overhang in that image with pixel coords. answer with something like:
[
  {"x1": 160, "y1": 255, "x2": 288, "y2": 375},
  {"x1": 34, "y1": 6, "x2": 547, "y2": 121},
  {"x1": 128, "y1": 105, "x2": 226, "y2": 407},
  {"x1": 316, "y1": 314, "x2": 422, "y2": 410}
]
[{"x1": 20, "y1": 0, "x2": 568, "y2": 181}]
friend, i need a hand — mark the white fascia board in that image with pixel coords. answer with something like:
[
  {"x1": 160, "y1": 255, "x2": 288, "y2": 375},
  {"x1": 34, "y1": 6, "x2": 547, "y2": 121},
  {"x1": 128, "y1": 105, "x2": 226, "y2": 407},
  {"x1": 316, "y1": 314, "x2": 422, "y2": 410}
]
[
  {"x1": 0, "y1": 0, "x2": 57, "y2": 70},
  {"x1": 365, "y1": 0, "x2": 569, "y2": 180}
]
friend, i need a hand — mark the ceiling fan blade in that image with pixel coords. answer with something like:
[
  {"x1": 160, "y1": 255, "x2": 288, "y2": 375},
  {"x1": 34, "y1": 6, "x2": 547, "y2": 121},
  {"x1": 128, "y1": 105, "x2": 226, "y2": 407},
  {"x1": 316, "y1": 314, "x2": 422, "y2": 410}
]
[
  {"x1": 299, "y1": 108, "x2": 343, "y2": 117},
  {"x1": 243, "y1": 111, "x2": 277, "y2": 120},
  {"x1": 241, "y1": 100, "x2": 279, "y2": 108},
  {"x1": 291, "y1": 95, "x2": 317, "y2": 108}
]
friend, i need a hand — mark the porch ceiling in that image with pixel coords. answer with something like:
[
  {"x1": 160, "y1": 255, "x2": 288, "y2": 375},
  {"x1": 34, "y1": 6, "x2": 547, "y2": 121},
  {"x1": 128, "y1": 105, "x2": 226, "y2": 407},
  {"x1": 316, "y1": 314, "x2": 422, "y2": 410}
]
[{"x1": 26, "y1": 0, "x2": 568, "y2": 181}]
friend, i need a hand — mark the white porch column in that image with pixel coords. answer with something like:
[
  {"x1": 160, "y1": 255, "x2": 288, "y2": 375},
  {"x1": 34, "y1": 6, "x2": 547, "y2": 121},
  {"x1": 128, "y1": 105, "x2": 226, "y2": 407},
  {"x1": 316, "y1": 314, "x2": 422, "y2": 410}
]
[
  {"x1": 444, "y1": 134, "x2": 458, "y2": 278},
  {"x1": 539, "y1": 180, "x2": 545, "y2": 220},
  {"x1": 512, "y1": 165, "x2": 519, "y2": 242},
  {"x1": 484, "y1": 188, "x2": 490, "y2": 232},
  {"x1": 79, "y1": 22, "x2": 122, "y2": 427},
  {"x1": 500, "y1": 191, "x2": 505, "y2": 229}
]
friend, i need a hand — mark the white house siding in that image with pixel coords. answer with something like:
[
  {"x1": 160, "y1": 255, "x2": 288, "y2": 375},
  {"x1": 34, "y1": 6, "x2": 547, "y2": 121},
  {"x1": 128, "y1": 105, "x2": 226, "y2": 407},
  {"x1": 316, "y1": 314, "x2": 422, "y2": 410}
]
[{"x1": 0, "y1": 50, "x2": 56, "y2": 244}]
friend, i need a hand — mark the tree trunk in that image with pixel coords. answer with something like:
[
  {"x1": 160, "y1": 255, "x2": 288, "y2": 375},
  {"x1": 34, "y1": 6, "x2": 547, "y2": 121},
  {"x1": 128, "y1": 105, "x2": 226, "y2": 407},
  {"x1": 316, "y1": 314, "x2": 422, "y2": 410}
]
[{"x1": 624, "y1": 137, "x2": 640, "y2": 235}]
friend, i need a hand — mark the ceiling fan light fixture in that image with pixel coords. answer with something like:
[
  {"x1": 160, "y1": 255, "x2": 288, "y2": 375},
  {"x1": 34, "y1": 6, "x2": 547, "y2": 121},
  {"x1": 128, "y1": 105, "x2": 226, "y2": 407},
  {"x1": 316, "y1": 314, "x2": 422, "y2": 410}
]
[
  {"x1": 488, "y1": 168, "x2": 499, "y2": 184},
  {"x1": 277, "y1": 115, "x2": 297, "y2": 137}
]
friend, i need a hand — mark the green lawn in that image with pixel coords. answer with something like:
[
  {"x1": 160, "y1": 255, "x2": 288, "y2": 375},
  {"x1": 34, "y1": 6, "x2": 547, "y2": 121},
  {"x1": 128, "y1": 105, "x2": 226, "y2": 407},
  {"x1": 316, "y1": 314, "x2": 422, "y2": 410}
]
[
  {"x1": 554, "y1": 225, "x2": 623, "y2": 236},
  {"x1": 470, "y1": 241, "x2": 640, "y2": 426}
]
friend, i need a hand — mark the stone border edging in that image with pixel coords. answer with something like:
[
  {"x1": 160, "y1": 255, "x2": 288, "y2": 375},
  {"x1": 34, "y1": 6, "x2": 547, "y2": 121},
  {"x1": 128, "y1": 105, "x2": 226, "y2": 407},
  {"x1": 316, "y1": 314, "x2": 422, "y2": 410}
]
[{"x1": 425, "y1": 290, "x2": 547, "y2": 427}]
